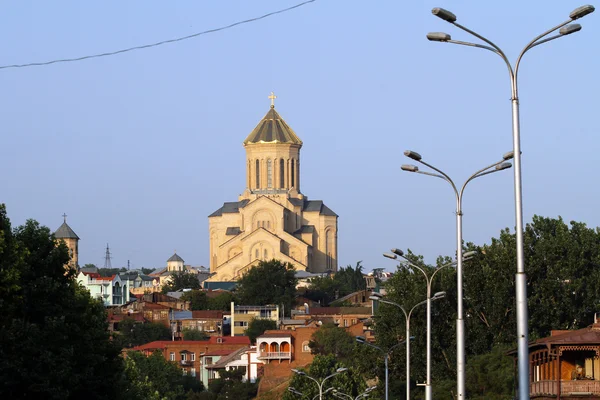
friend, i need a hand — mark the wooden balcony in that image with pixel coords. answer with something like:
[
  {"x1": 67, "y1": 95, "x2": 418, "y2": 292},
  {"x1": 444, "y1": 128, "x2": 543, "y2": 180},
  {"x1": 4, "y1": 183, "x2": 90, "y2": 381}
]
[
  {"x1": 532, "y1": 380, "x2": 600, "y2": 397},
  {"x1": 258, "y1": 351, "x2": 291, "y2": 360}
]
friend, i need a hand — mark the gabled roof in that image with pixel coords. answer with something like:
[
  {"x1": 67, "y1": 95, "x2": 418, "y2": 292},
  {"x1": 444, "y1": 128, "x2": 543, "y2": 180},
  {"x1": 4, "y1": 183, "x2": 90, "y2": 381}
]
[
  {"x1": 303, "y1": 200, "x2": 338, "y2": 217},
  {"x1": 205, "y1": 347, "x2": 250, "y2": 369},
  {"x1": 243, "y1": 107, "x2": 302, "y2": 145},
  {"x1": 226, "y1": 227, "x2": 242, "y2": 236},
  {"x1": 529, "y1": 323, "x2": 600, "y2": 348},
  {"x1": 55, "y1": 221, "x2": 80, "y2": 239},
  {"x1": 204, "y1": 281, "x2": 238, "y2": 291}
]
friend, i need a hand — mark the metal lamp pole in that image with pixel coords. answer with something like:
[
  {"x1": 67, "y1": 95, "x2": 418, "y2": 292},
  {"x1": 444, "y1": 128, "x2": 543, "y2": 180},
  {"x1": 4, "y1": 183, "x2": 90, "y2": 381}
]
[
  {"x1": 291, "y1": 367, "x2": 348, "y2": 400},
  {"x1": 383, "y1": 249, "x2": 476, "y2": 400},
  {"x1": 370, "y1": 294, "x2": 443, "y2": 400},
  {"x1": 355, "y1": 337, "x2": 407, "y2": 400},
  {"x1": 401, "y1": 150, "x2": 512, "y2": 399},
  {"x1": 333, "y1": 386, "x2": 377, "y2": 400},
  {"x1": 426, "y1": 5, "x2": 595, "y2": 399}
]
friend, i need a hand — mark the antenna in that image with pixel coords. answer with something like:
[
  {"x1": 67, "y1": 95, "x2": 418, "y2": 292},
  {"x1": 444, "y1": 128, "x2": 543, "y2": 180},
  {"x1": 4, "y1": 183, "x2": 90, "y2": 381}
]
[
  {"x1": 103, "y1": 244, "x2": 112, "y2": 268},
  {"x1": 127, "y1": 260, "x2": 130, "y2": 271}
]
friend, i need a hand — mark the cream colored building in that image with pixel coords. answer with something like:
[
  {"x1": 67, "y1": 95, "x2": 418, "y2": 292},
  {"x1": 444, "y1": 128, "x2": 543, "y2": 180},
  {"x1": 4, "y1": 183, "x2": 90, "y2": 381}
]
[
  {"x1": 208, "y1": 96, "x2": 338, "y2": 281},
  {"x1": 54, "y1": 214, "x2": 79, "y2": 270}
]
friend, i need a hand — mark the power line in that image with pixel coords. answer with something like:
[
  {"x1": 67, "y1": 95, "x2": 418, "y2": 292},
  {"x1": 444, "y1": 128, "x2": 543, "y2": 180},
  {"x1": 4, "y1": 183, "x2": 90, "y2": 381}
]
[{"x1": 0, "y1": 0, "x2": 316, "y2": 70}]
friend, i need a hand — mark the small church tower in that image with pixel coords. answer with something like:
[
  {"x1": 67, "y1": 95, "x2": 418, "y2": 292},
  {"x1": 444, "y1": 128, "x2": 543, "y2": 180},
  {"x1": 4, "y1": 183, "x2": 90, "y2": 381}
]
[
  {"x1": 54, "y1": 214, "x2": 80, "y2": 270},
  {"x1": 167, "y1": 252, "x2": 185, "y2": 272}
]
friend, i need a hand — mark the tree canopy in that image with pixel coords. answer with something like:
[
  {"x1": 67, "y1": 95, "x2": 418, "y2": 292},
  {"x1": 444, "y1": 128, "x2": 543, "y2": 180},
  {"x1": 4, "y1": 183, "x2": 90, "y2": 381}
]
[
  {"x1": 235, "y1": 259, "x2": 297, "y2": 314},
  {"x1": 245, "y1": 318, "x2": 277, "y2": 344},
  {"x1": 0, "y1": 204, "x2": 124, "y2": 399},
  {"x1": 306, "y1": 262, "x2": 366, "y2": 306}
]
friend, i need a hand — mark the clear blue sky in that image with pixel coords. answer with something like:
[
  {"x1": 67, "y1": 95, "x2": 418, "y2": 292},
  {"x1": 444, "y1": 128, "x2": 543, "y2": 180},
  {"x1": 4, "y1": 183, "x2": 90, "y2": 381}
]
[{"x1": 1, "y1": 1, "x2": 598, "y2": 271}]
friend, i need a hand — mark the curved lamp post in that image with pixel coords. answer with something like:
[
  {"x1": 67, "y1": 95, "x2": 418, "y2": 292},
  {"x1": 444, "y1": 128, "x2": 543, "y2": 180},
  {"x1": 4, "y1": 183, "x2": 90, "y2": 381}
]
[
  {"x1": 290, "y1": 367, "x2": 348, "y2": 400},
  {"x1": 401, "y1": 150, "x2": 511, "y2": 399},
  {"x1": 369, "y1": 293, "x2": 443, "y2": 400},
  {"x1": 355, "y1": 336, "x2": 409, "y2": 400},
  {"x1": 427, "y1": 5, "x2": 595, "y2": 399},
  {"x1": 383, "y1": 249, "x2": 476, "y2": 400}
]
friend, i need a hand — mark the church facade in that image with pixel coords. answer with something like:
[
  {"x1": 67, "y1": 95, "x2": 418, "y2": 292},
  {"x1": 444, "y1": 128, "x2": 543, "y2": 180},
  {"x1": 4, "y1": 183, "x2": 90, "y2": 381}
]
[{"x1": 208, "y1": 95, "x2": 338, "y2": 281}]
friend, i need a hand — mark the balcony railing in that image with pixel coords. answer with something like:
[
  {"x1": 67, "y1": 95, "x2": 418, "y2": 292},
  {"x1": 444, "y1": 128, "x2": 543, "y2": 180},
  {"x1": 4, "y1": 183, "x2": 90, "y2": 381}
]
[
  {"x1": 258, "y1": 351, "x2": 291, "y2": 359},
  {"x1": 531, "y1": 380, "x2": 600, "y2": 396},
  {"x1": 180, "y1": 360, "x2": 194, "y2": 366}
]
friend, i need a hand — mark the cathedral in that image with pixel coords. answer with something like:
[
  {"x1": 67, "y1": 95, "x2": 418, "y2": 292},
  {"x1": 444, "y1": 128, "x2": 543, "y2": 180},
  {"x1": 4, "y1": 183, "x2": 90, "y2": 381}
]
[{"x1": 208, "y1": 94, "x2": 338, "y2": 281}]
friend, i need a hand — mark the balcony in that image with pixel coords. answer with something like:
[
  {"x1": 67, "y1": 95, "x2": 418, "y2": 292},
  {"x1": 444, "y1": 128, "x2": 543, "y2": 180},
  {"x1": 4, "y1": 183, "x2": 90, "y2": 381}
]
[
  {"x1": 258, "y1": 351, "x2": 291, "y2": 360},
  {"x1": 180, "y1": 360, "x2": 194, "y2": 366},
  {"x1": 531, "y1": 380, "x2": 600, "y2": 397}
]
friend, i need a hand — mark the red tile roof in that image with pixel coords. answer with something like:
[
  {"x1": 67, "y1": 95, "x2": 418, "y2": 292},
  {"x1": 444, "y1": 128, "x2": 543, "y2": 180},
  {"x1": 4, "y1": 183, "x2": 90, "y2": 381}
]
[
  {"x1": 203, "y1": 349, "x2": 234, "y2": 357},
  {"x1": 130, "y1": 337, "x2": 250, "y2": 351},
  {"x1": 191, "y1": 310, "x2": 224, "y2": 319},
  {"x1": 208, "y1": 336, "x2": 250, "y2": 345}
]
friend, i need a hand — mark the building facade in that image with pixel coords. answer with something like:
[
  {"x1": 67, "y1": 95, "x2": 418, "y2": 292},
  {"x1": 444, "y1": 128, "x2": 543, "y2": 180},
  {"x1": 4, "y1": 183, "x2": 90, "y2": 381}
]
[{"x1": 208, "y1": 96, "x2": 338, "y2": 281}]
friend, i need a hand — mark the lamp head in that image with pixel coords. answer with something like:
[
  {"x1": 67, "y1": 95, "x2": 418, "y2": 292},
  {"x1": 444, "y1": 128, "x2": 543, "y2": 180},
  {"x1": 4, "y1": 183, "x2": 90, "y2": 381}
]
[
  {"x1": 291, "y1": 369, "x2": 305, "y2": 376},
  {"x1": 336, "y1": 367, "x2": 348, "y2": 373},
  {"x1": 433, "y1": 291, "x2": 446, "y2": 299},
  {"x1": 369, "y1": 294, "x2": 382, "y2": 301},
  {"x1": 570, "y1": 5, "x2": 595, "y2": 20},
  {"x1": 495, "y1": 162, "x2": 512, "y2": 171},
  {"x1": 463, "y1": 250, "x2": 477, "y2": 258},
  {"x1": 560, "y1": 24, "x2": 582, "y2": 36},
  {"x1": 401, "y1": 164, "x2": 419, "y2": 172},
  {"x1": 432, "y1": 7, "x2": 457, "y2": 22},
  {"x1": 391, "y1": 248, "x2": 404, "y2": 257},
  {"x1": 403, "y1": 150, "x2": 422, "y2": 161},
  {"x1": 356, "y1": 336, "x2": 366, "y2": 343},
  {"x1": 427, "y1": 32, "x2": 452, "y2": 42},
  {"x1": 503, "y1": 151, "x2": 514, "y2": 160},
  {"x1": 383, "y1": 252, "x2": 398, "y2": 260}
]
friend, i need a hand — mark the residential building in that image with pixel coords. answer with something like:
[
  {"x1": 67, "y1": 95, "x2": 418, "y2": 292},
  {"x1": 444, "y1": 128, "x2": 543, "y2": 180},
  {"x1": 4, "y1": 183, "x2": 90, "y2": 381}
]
[
  {"x1": 517, "y1": 320, "x2": 600, "y2": 399},
  {"x1": 207, "y1": 95, "x2": 339, "y2": 281},
  {"x1": 205, "y1": 346, "x2": 262, "y2": 383},
  {"x1": 172, "y1": 310, "x2": 226, "y2": 339},
  {"x1": 77, "y1": 271, "x2": 131, "y2": 306},
  {"x1": 230, "y1": 302, "x2": 279, "y2": 336},
  {"x1": 129, "y1": 336, "x2": 251, "y2": 381}
]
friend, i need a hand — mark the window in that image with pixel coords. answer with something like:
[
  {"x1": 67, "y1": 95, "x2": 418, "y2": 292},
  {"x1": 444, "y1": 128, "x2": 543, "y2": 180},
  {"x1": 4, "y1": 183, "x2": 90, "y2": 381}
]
[
  {"x1": 234, "y1": 321, "x2": 248, "y2": 327},
  {"x1": 170, "y1": 352, "x2": 175, "y2": 361},
  {"x1": 279, "y1": 159, "x2": 285, "y2": 187},
  {"x1": 181, "y1": 353, "x2": 187, "y2": 361},
  {"x1": 191, "y1": 353, "x2": 195, "y2": 362},
  {"x1": 267, "y1": 159, "x2": 272, "y2": 188},
  {"x1": 352, "y1": 319, "x2": 357, "y2": 325},
  {"x1": 255, "y1": 160, "x2": 260, "y2": 189},
  {"x1": 191, "y1": 368, "x2": 196, "y2": 377},
  {"x1": 205, "y1": 357, "x2": 213, "y2": 365},
  {"x1": 264, "y1": 249, "x2": 268, "y2": 259},
  {"x1": 182, "y1": 369, "x2": 187, "y2": 376},
  {"x1": 255, "y1": 249, "x2": 259, "y2": 259},
  {"x1": 302, "y1": 341, "x2": 310, "y2": 352},
  {"x1": 344, "y1": 319, "x2": 349, "y2": 327},
  {"x1": 291, "y1": 160, "x2": 295, "y2": 187},
  {"x1": 260, "y1": 310, "x2": 272, "y2": 318}
]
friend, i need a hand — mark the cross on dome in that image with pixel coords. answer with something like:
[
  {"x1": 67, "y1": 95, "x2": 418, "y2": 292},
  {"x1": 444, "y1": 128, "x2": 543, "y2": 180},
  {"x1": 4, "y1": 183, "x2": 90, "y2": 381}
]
[
  {"x1": 62, "y1": 213, "x2": 67, "y2": 223},
  {"x1": 268, "y1": 91, "x2": 277, "y2": 108}
]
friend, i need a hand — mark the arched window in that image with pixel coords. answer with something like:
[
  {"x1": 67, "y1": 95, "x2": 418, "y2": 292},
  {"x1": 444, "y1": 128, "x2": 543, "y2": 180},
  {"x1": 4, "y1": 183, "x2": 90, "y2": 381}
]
[
  {"x1": 255, "y1": 249, "x2": 259, "y2": 259},
  {"x1": 264, "y1": 249, "x2": 268, "y2": 259},
  {"x1": 267, "y1": 159, "x2": 272, "y2": 188},
  {"x1": 291, "y1": 160, "x2": 295, "y2": 187},
  {"x1": 279, "y1": 159, "x2": 285, "y2": 188},
  {"x1": 255, "y1": 159, "x2": 260, "y2": 189}
]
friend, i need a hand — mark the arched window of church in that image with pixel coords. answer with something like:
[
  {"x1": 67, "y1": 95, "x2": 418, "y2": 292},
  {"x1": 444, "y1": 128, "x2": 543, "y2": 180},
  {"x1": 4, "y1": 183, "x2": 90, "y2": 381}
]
[
  {"x1": 255, "y1": 159, "x2": 261, "y2": 189},
  {"x1": 264, "y1": 249, "x2": 268, "y2": 259},
  {"x1": 279, "y1": 159, "x2": 285, "y2": 188},
  {"x1": 255, "y1": 249, "x2": 259, "y2": 259},
  {"x1": 291, "y1": 160, "x2": 295, "y2": 187},
  {"x1": 267, "y1": 221, "x2": 270, "y2": 230},
  {"x1": 267, "y1": 159, "x2": 272, "y2": 188}
]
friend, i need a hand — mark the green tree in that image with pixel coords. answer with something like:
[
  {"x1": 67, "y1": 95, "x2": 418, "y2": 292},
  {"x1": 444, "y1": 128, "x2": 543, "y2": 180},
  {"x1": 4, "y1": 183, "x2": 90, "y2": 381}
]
[
  {"x1": 245, "y1": 318, "x2": 277, "y2": 344},
  {"x1": 124, "y1": 350, "x2": 203, "y2": 400},
  {"x1": 83, "y1": 263, "x2": 97, "y2": 269},
  {"x1": 282, "y1": 354, "x2": 366, "y2": 400},
  {"x1": 236, "y1": 259, "x2": 297, "y2": 314},
  {"x1": 207, "y1": 291, "x2": 237, "y2": 311},
  {"x1": 0, "y1": 205, "x2": 125, "y2": 399},
  {"x1": 308, "y1": 323, "x2": 356, "y2": 360},
  {"x1": 465, "y1": 345, "x2": 514, "y2": 400},
  {"x1": 141, "y1": 267, "x2": 154, "y2": 275},
  {"x1": 182, "y1": 290, "x2": 209, "y2": 310},
  {"x1": 182, "y1": 328, "x2": 209, "y2": 341},
  {"x1": 307, "y1": 262, "x2": 366, "y2": 306},
  {"x1": 116, "y1": 318, "x2": 172, "y2": 347},
  {"x1": 162, "y1": 271, "x2": 202, "y2": 293}
]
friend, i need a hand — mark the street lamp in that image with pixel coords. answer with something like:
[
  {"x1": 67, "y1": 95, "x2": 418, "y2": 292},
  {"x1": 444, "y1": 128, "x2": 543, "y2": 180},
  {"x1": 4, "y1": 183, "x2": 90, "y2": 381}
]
[
  {"x1": 291, "y1": 367, "x2": 348, "y2": 400},
  {"x1": 401, "y1": 150, "x2": 511, "y2": 399},
  {"x1": 427, "y1": 5, "x2": 595, "y2": 399},
  {"x1": 369, "y1": 293, "x2": 442, "y2": 400},
  {"x1": 355, "y1": 336, "x2": 409, "y2": 400},
  {"x1": 383, "y1": 249, "x2": 475, "y2": 400}
]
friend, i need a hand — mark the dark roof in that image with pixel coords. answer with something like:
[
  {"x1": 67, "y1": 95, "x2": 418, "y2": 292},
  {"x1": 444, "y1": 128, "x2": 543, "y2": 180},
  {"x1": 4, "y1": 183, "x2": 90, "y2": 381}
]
[
  {"x1": 55, "y1": 222, "x2": 80, "y2": 239},
  {"x1": 295, "y1": 225, "x2": 315, "y2": 234},
  {"x1": 243, "y1": 107, "x2": 302, "y2": 145},
  {"x1": 203, "y1": 281, "x2": 238, "y2": 291},
  {"x1": 208, "y1": 200, "x2": 250, "y2": 218},
  {"x1": 302, "y1": 200, "x2": 338, "y2": 217},
  {"x1": 79, "y1": 266, "x2": 98, "y2": 274},
  {"x1": 226, "y1": 227, "x2": 242, "y2": 236},
  {"x1": 529, "y1": 324, "x2": 600, "y2": 348},
  {"x1": 167, "y1": 253, "x2": 184, "y2": 263},
  {"x1": 288, "y1": 198, "x2": 303, "y2": 207},
  {"x1": 192, "y1": 310, "x2": 224, "y2": 319}
]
